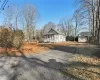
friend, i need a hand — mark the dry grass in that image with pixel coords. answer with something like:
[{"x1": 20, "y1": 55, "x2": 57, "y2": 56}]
[
  {"x1": 21, "y1": 42, "x2": 48, "y2": 54},
  {"x1": 0, "y1": 41, "x2": 83, "y2": 56},
  {"x1": 67, "y1": 55, "x2": 100, "y2": 80},
  {"x1": 40, "y1": 41, "x2": 87, "y2": 48},
  {"x1": 0, "y1": 42, "x2": 49, "y2": 56},
  {"x1": 66, "y1": 67, "x2": 100, "y2": 80}
]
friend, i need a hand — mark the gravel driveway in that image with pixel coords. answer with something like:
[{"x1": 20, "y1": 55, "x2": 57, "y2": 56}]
[
  {"x1": 0, "y1": 45, "x2": 97, "y2": 80},
  {"x1": 0, "y1": 49, "x2": 77, "y2": 80}
]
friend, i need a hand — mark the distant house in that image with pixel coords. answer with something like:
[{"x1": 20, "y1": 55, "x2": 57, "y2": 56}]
[
  {"x1": 78, "y1": 32, "x2": 92, "y2": 43},
  {"x1": 43, "y1": 28, "x2": 66, "y2": 43}
]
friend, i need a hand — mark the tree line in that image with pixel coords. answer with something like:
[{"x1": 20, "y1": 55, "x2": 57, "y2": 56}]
[
  {"x1": 74, "y1": 0, "x2": 100, "y2": 44},
  {"x1": 0, "y1": 0, "x2": 100, "y2": 44},
  {"x1": 2, "y1": 4, "x2": 38, "y2": 42}
]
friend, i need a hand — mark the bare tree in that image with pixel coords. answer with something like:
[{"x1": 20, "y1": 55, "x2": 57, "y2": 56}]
[
  {"x1": 95, "y1": 0, "x2": 100, "y2": 44},
  {"x1": 59, "y1": 18, "x2": 68, "y2": 36},
  {"x1": 23, "y1": 4, "x2": 38, "y2": 41},
  {"x1": 72, "y1": 10, "x2": 88, "y2": 41},
  {"x1": 73, "y1": 11, "x2": 83, "y2": 36},
  {"x1": 19, "y1": 12, "x2": 26, "y2": 30},
  {"x1": 59, "y1": 18, "x2": 74, "y2": 37},
  {"x1": 3, "y1": 5, "x2": 14, "y2": 27},
  {"x1": 3, "y1": 5, "x2": 20, "y2": 29},
  {"x1": 75, "y1": 0, "x2": 100, "y2": 44},
  {"x1": 35, "y1": 29, "x2": 44, "y2": 41},
  {"x1": 13, "y1": 5, "x2": 19, "y2": 30},
  {"x1": 42, "y1": 22, "x2": 56, "y2": 34}
]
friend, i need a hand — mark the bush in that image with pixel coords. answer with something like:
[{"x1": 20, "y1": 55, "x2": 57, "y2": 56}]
[
  {"x1": 66, "y1": 36, "x2": 78, "y2": 42},
  {"x1": 0, "y1": 28, "x2": 24, "y2": 49},
  {"x1": 0, "y1": 28, "x2": 13, "y2": 48},
  {"x1": 75, "y1": 37, "x2": 78, "y2": 42},
  {"x1": 66, "y1": 36, "x2": 74, "y2": 41},
  {"x1": 12, "y1": 30, "x2": 24, "y2": 49}
]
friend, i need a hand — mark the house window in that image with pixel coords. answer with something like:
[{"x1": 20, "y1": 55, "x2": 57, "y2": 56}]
[{"x1": 46, "y1": 36, "x2": 47, "y2": 39}]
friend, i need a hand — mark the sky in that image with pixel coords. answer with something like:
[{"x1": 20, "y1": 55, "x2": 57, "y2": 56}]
[{"x1": 0, "y1": 0, "x2": 76, "y2": 29}]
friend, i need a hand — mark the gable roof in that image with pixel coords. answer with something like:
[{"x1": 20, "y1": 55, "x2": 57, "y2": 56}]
[
  {"x1": 43, "y1": 28, "x2": 64, "y2": 36},
  {"x1": 48, "y1": 28, "x2": 59, "y2": 34},
  {"x1": 79, "y1": 32, "x2": 92, "y2": 37}
]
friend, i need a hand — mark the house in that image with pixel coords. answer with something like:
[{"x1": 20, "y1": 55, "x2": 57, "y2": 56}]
[
  {"x1": 43, "y1": 28, "x2": 66, "y2": 43},
  {"x1": 78, "y1": 32, "x2": 92, "y2": 43}
]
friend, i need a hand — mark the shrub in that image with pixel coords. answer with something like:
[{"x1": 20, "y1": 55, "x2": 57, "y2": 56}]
[
  {"x1": 12, "y1": 30, "x2": 24, "y2": 49},
  {"x1": 0, "y1": 28, "x2": 13, "y2": 48},
  {"x1": 66, "y1": 36, "x2": 78, "y2": 41},
  {"x1": 75, "y1": 37, "x2": 78, "y2": 42},
  {"x1": 66, "y1": 36, "x2": 74, "y2": 41},
  {"x1": 0, "y1": 28, "x2": 24, "y2": 50}
]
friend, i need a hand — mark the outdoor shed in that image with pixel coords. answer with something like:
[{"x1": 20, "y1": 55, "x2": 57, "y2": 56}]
[{"x1": 78, "y1": 32, "x2": 92, "y2": 42}]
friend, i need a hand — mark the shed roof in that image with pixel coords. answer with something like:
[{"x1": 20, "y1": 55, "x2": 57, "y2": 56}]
[{"x1": 79, "y1": 32, "x2": 92, "y2": 37}]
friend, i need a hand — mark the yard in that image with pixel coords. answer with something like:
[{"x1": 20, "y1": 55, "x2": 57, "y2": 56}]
[
  {"x1": 0, "y1": 0, "x2": 100, "y2": 80},
  {"x1": 40, "y1": 42, "x2": 100, "y2": 80},
  {"x1": 0, "y1": 41, "x2": 100, "y2": 80},
  {"x1": 0, "y1": 41, "x2": 86, "y2": 56},
  {"x1": 0, "y1": 42, "x2": 49, "y2": 56}
]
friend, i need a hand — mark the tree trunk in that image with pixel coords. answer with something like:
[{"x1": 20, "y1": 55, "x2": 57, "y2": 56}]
[{"x1": 92, "y1": 0, "x2": 95, "y2": 44}]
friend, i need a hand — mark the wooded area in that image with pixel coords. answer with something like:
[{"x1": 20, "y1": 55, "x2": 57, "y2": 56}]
[
  {"x1": 0, "y1": 0, "x2": 100, "y2": 44},
  {"x1": 75, "y1": 0, "x2": 100, "y2": 44}
]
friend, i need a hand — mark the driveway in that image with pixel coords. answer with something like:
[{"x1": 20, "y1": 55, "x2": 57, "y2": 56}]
[{"x1": 0, "y1": 45, "x2": 97, "y2": 80}]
